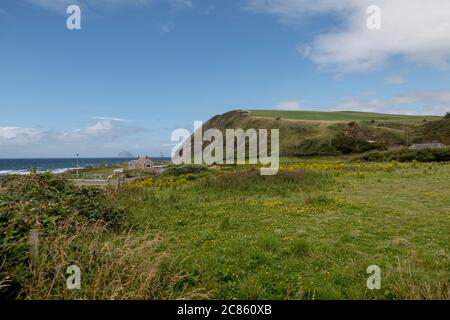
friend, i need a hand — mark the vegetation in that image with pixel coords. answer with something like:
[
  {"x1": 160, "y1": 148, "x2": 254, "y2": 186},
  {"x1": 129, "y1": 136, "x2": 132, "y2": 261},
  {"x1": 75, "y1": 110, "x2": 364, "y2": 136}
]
[
  {"x1": 411, "y1": 118, "x2": 450, "y2": 145},
  {"x1": 0, "y1": 174, "x2": 204, "y2": 300},
  {"x1": 1, "y1": 119, "x2": 449, "y2": 300},
  {"x1": 1, "y1": 159, "x2": 449, "y2": 299},
  {"x1": 355, "y1": 148, "x2": 450, "y2": 162},
  {"x1": 119, "y1": 159, "x2": 448, "y2": 300},
  {"x1": 250, "y1": 110, "x2": 439, "y2": 123},
  {"x1": 199, "y1": 110, "x2": 447, "y2": 157}
]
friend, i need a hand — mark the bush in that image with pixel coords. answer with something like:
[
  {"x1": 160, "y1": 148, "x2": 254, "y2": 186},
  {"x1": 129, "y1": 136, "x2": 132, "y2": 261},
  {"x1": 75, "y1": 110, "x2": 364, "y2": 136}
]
[
  {"x1": 164, "y1": 165, "x2": 208, "y2": 176},
  {"x1": 0, "y1": 173, "x2": 129, "y2": 299},
  {"x1": 355, "y1": 148, "x2": 450, "y2": 162},
  {"x1": 333, "y1": 135, "x2": 387, "y2": 154}
]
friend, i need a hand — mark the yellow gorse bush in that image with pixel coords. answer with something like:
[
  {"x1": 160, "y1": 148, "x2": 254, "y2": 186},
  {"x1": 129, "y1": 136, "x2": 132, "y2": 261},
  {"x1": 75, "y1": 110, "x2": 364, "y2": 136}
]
[
  {"x1": 130, "y1": 174, "x2": 196, "y2": 188},
  {"x1": 130, "y1": 177, "x2": 176, "y2": 188},
  {"x1": 280, "y1": 162, "x2": 345, "y2": 172}
]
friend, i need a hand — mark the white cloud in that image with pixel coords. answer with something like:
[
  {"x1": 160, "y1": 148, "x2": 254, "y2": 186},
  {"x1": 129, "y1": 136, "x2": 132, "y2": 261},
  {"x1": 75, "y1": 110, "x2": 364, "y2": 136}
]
[
  {"x1": 90, "y1": 116, "x2": 133, "y2": 122},
  {"x1": 0, "y1": 127, "x2": 47, "y2": 146},
  {"x1": 0, "y1": 119, "x2": 145, "y2": 147},
  {"x1": 247, "y1": 0, "x2": 450, "y2": 72},
  {"x1": 159, "y1": 22, "x2": 176, "y2": 33},
  {"x1": 385, "y1": 74, "x2": 406, "y2": 85},
  {"x1": 246, "y1": 0, "x2": 358, "y2": 18},
  {"x1": 330, "y1": 97, "x2": 381, "y2": 113},
  {"x1": 25, "y1": 0, "x2": 81, "y2": 11},
  {"x1": 275, "y1": 100, "x2": 301, "y2": 110},
  {"x1": 25, "y1": 0, "x2": 192, "y2": 12},
  {"x1": 330, "y1": 88, "x2": 450, "y2": 115},
  {"x1": 171, "y1": 0, "x2": 193, "y2": 10}
]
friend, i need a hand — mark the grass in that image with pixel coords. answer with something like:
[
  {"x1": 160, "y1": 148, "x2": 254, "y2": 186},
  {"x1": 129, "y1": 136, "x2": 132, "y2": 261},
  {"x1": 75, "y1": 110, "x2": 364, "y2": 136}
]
[
  {"x1": 200, "y1": 110, "x2": 447, "y2": 157},
  {"x1": 116, "y1": 159, "x2": 449, "y2": 299},
  {"x1": 2, "y1": 158, "x2": 449, "y2": 300},
  {"x1": 21, "y1": 218, "x2": 209, "y2": 300},
  {"x1": 0, "y1": 173, "x2": 208, "y2": 300},
  {"x1": 250, "y1": 110, "x2": 440, "y2": 124}
]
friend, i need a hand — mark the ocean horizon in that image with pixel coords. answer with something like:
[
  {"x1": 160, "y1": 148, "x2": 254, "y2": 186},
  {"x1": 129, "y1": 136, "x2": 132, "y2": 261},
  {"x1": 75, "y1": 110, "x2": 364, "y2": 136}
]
[{"x1": 0, "y1": 157, "x2": 171, "y2": 175}]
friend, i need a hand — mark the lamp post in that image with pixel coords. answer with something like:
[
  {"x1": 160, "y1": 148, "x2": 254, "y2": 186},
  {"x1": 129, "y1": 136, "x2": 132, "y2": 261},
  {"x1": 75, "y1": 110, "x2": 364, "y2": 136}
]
[{"x1": 76, "y1": 153, "x2": 79, "y2": 179}]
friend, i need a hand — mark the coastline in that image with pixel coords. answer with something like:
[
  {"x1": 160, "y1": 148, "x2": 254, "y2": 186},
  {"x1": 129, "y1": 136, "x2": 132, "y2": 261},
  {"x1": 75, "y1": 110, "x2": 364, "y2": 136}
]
[{"x1": 0, "y1": 157, "x2": 171, "y2": 176}]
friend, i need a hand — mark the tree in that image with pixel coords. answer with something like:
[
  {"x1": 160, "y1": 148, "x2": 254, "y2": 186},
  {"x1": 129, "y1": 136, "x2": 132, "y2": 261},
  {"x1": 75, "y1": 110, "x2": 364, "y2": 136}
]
[{"x1": 445, "y1": 112, "x2": 450, "y2": 119}]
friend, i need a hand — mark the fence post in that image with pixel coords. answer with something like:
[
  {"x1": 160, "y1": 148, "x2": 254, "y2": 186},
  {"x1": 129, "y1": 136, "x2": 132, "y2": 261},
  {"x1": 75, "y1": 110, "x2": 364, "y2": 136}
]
[{"x1": 29, "y1": 229, "x2": 39, "y2": 265}]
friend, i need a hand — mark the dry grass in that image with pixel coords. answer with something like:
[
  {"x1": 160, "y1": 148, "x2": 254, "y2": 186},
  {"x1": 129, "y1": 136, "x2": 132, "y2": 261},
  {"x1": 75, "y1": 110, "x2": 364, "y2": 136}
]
[
  {"x1": 22, "y1": 217, "x2": 210, "y2": 300},
  {"x1": 391, "y1": 256, "x2": 449, "y2": 300}
]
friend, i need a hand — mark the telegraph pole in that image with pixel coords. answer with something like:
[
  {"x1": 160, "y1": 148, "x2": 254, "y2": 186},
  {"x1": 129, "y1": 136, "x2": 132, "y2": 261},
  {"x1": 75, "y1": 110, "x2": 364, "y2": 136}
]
[{"x1": 76, "y1": 153, "x2": 79, "y2": 179}]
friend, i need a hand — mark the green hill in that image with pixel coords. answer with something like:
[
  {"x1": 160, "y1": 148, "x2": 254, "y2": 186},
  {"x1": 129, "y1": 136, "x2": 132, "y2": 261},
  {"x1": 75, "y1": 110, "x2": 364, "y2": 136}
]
[
  {"x1": 411, "y1": 118, "x2": 450, "y2": 145},
  {"x1": 251, "y1": 110, "x2": 439, "y2": 123},
  {"x1": 198, "y1": 110, "x2": 447, "y2": 156}
]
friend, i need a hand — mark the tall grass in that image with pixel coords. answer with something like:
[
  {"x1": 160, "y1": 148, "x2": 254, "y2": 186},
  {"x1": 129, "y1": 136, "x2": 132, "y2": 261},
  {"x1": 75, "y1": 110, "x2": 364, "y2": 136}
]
[
  {"x1": 390, "y1": 257, "x2": 449, "y2": 300},
  {"x1": 10, "y1": 217, "x2": 210, "y2": 300},
  {"x1": 0, "y1": 174, "x2": 210, "y2": 300},
  {"x1": 199, "y1": 170, "x2": 333, "y2": 195}
]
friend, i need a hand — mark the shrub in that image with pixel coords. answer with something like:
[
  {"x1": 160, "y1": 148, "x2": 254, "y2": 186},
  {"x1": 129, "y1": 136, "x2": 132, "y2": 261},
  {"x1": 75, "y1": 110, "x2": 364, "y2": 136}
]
[
  {"x1": 164, "y1": 165, "x2": 208, "y2": 176},
  {"x1": 333, "y1": 135, "x2": 387, "y2": 154},
  {"x1": 355, "y1": 148, "x2": 450, "y2": 162},
  {"x1": 0, "y1": 173, "x2": 129, "y2": 299}
]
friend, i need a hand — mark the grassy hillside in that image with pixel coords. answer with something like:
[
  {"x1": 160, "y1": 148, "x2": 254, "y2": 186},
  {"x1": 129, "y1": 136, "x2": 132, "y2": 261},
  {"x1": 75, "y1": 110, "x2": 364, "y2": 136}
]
[
  {"x1": 251, "y1": 110, "x2": 439, "y2": 124},
  {"x1": 411, "y1": 118, "x2": 450, "y2": 145},
  {"x1": 198, "y1": 110, "x2": 447, "y2": 156}
]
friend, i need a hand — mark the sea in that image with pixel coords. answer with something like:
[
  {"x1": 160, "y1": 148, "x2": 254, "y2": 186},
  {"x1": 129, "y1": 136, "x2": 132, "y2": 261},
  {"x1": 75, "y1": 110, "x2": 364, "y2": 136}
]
[{"x1": 0, "y1": 158, "x2": 170, "y2": 175}]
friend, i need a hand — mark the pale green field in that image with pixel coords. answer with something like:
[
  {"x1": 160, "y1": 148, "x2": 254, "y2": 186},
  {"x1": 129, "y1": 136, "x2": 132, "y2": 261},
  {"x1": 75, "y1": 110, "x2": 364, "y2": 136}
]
[{"x1": 250, "y1": 110, "x2": 440, "y2": 124}]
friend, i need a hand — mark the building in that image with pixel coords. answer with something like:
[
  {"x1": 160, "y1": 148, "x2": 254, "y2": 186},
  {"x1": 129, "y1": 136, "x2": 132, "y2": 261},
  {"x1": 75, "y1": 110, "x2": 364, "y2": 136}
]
[
  {"x1": 128, "y1": 155, "x2": 155, "y2": 171},
  {"x1": 409, "y1": 141, "x2": 447, "y2": 150}
]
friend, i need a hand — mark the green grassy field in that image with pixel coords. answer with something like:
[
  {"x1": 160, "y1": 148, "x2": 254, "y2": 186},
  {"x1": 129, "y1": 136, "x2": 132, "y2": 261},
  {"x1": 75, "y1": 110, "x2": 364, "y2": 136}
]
[
  {"x1": 1, "y1": 158, "x2": 449, "y2": 299},
  {"x1": 250, "y1": 110, "x2": 440, "y2": 124},
  {"x1": 118, "y1": 159, "x2": 449, "y2": 299}
]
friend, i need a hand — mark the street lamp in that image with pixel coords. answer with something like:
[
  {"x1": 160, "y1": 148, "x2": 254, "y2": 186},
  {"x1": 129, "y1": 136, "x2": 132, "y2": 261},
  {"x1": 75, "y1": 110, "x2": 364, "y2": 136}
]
[{"x1": 76, "y1": 153, "x2": 79, "y2": 179}]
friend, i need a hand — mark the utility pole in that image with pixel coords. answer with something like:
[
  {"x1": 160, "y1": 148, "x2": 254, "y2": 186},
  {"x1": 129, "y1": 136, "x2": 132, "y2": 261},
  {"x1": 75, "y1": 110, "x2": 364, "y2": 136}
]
[{"x1": 76, "y1": 153, "x2": 79, "y2": 179}]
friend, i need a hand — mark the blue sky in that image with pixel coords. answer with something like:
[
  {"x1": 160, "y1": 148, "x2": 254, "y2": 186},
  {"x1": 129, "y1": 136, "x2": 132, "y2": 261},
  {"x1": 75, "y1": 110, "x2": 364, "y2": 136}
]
[{"x1": 1, "y1": 0, "x2": 450, "y2": 158}]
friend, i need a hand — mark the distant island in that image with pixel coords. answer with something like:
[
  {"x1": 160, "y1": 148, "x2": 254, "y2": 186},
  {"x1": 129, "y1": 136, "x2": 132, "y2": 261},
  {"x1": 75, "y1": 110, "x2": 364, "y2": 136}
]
[{"x1": 117, "y1": 151, "x2": 134, "y2": 158}]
